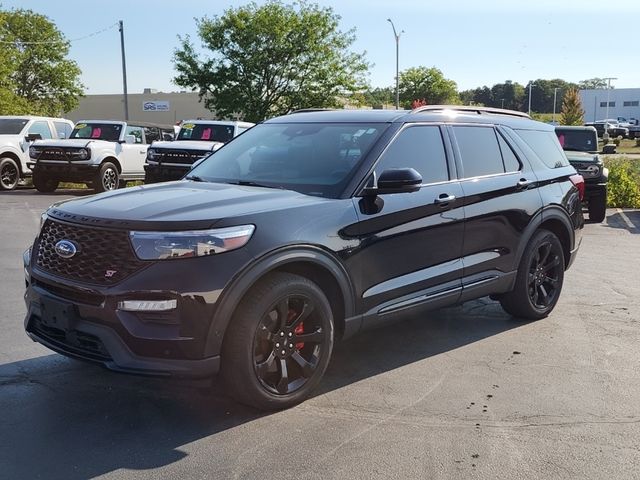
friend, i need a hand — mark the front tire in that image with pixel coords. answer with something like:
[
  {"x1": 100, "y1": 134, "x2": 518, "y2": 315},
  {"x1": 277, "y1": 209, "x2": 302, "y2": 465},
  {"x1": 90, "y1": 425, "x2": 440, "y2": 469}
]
[
  {"x1": 500, "y1": 229, "x2": 565, "y2": 320},
  {"x1": 0, "y1": 157, "x2": 20, "y2": 190},
  {"x1": 32, "y1": 170, "x2": 59, "y2": 193},
  {"x1": 588, "y1": 194, "x2": 607, "y2": 223},
  {"x1": 221, "y1": 272, "x2": 335, "y2": 410},
  {"x1": 94, "y1": 162, "x2": 119, "y2": 192}
]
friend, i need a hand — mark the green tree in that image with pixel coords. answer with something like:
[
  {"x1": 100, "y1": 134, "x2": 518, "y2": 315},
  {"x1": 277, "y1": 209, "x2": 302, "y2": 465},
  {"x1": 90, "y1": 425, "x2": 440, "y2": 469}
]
[
  {"x1": 559, "y1": 88, "x2": 585, "y2": 126},
  {"x1": 578, "y1": 78, "x2": 609, "y2": 90},
  {"x1": 397, "y1": 66, "x2": 458, "y2": 108},
  {"x1": 173, "y1": 1, "x2": 370, "y2": 122},
  {"x1": 0, "y1": 8, "x2": 83, "y2": 115},
  {"x1": 361, "y1": 86, "x2": 394, "y2": 109}
]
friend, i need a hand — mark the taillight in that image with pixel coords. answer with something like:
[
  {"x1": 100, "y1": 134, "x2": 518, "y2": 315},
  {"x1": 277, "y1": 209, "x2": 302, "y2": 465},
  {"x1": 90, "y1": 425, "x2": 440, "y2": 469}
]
[{"x1": 569, "y1": 173, "x2": 585, "y2": 201}]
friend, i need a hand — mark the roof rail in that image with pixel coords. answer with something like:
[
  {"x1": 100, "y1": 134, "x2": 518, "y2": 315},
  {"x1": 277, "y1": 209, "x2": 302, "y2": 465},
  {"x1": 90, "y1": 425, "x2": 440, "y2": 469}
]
[
  {"x1": 288, "y1": 108, "x2": 338, "y2": 114},
  {"x1": 411, "y1": 105, "x2": 531, "y2": 119}
]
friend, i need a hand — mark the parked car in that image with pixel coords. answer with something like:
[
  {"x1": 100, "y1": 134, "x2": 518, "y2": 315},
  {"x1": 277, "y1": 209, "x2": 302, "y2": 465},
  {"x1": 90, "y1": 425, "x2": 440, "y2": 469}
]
[
  {"x1": 555, "y1": 125, "x2": 608, "y2": 222},
  {"x1": 0, "y1": 116, "x2": 73, "y2": 190},
  {"x1": 144, "y1": 120, "x2": 254, "y2": 183},
  {"x1": 28, "y1": 120, "x2": 174, "y2": 193},
  {"x1": 585, "y1": 121, "x2": 628, "y2": 138},
  {"x1": 23, "y1": 106, "x2": 584, "y2": 410}
]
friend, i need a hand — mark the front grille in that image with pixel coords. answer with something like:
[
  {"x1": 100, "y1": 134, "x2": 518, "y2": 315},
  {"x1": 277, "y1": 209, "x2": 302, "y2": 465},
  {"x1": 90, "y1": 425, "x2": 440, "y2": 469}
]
[
  {"x1": 36, "y1": 219, "x2": 145, "y2": 285},
  {"x1": 29, "y1": 317, "x2": 111, "y2": 361},
  {"x1": 31, "y1": 279, "x2": 104, "y2": 306},
  {"x1": 157, "y1": 149, "x2": 209, "y2": 165}
]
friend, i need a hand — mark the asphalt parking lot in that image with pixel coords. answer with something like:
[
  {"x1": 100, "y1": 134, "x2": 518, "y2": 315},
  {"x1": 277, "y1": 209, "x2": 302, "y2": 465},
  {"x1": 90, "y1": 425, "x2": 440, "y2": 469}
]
[{"x1": 1, "y1": 189, "x2": 640, "y2": 480}]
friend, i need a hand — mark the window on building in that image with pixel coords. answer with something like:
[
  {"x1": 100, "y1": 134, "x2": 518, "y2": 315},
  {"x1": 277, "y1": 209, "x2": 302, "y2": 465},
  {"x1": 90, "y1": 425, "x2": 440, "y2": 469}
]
[
  {"x1": 600, "y1": 101, "x2": 616, "y2": 107},
  {"x1": 623, "y1": 101, "x2": 639, "y2": 107}
]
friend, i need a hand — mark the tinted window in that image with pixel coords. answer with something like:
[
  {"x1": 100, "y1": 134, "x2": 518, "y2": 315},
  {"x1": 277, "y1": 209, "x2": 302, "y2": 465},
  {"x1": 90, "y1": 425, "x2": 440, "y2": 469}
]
[
  {"x1": 28, "y1": 121, "x2": 53, "y2": 139},
  {"x1": 516, "y1": 129, "x2": 569, "y2": 168},
  {"x1": 178, "y1": 123, "x2": 235, "y2": 142},
  {"x1": 0, "y1": 118, "x2": 28, "y2": 134},
  {"x1": 497, "y1": 133, "x2": 521, "y2": 172},
  {"x1": 53, "y1": 121, "x2": 72, "y2": 139},
  {"x1": 375, "y1": 125, "x2": 449, "y2": 184},
  {"x1": 453, "y1": 126, "x2": 504, "y2": 178},
  {"x1": 71, "y1": 123, "x2": 122, "y2": 141},
  {"x1": 555, "y1": 128, "x2": 598, "y2": 153}
]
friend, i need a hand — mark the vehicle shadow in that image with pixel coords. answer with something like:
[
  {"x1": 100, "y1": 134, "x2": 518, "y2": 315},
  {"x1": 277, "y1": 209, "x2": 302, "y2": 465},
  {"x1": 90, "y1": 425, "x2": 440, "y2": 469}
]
[
  {"x1": 0, "y1": 188, "x2": 94, "y2": 197},
  {"x1": 0, "y1": 299, "x2": 521, "y2": 479},
  {"x1": 604, "y1": 209, "x2": 640, "y2": 234}
]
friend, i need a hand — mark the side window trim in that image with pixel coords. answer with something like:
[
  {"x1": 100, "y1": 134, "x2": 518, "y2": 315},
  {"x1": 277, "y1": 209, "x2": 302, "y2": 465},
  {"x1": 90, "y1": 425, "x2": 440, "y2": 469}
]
[{"x1": 496, "y1": 129, "x2": 523, "y2": 173}]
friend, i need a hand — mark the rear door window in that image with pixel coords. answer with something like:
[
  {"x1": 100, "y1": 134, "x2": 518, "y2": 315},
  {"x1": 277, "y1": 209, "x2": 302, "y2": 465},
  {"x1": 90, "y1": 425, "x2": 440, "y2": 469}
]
[
  {"x1": 452, "y1": 126, "x2": 504, "y2": 178},
  {"x1": 28, "y1": 121, "x2": 53, "y2": 139},
  {"x1": 53, "y1": 121, "x2": 73, "y2": 139},
  {"x1": 516, "y1": 130, "x2": 570, "y2": 168}
]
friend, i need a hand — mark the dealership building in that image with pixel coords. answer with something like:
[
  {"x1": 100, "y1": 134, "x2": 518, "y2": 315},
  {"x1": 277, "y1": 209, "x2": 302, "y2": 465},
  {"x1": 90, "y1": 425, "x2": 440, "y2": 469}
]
[
  {"x1": 580, "y1": 88, "x2": 640, "y2": 123},
  {"x1": 65, "y1": 90, "x2": 212, "y2": 125}
]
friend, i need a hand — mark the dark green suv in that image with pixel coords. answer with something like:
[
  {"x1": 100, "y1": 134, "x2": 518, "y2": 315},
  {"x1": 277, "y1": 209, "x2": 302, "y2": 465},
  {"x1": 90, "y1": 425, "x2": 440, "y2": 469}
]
[{"x1": 555, "y1": 126, "x2": 608, "y2": 222}]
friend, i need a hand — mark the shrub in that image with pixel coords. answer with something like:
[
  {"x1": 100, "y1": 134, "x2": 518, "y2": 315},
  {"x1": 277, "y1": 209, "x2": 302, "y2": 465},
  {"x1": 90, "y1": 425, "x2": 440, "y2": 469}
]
[{"x1": 604, "y1": 158, "x2": 640, "y2": 208}]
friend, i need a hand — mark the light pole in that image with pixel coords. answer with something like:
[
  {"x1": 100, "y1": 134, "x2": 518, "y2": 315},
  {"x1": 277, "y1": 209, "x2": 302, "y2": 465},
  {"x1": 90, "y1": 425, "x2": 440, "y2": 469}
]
[
  {"x1": 501, "y1": 98, "x2": 505, "y2": 109},
  {"x1": 603, "y1": 77, "x2": 617, "y2": 120},
  {"x1": 119, "y1": 20, "x2": 129, "y2": 121},
  {"x1": 552, "y1": 87, "x2": 560, "y2": 123},
  {"x1": 387, "y1": 19, "x2": 403, "y2": 110},
  {"x1": 527, "y1": 81, "x2": 534, "y2": 116}
]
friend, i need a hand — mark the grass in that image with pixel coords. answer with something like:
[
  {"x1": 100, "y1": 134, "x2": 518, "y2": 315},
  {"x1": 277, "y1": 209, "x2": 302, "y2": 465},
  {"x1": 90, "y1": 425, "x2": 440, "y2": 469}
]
[{"x1": 609, "y1": 138, "x2": 640, "y2": 154}]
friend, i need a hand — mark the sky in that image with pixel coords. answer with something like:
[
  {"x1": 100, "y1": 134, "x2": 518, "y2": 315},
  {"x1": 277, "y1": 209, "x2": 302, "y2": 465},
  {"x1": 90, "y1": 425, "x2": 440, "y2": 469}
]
[{"x1": 5, "y1": 0, "x2": 640, "y2": 95}]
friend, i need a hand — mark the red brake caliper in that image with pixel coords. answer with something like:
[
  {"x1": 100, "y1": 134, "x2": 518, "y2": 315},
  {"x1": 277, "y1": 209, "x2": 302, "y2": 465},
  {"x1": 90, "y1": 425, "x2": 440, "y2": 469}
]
[{"x1": 288, "y1": 309, "x2": 305, "y2": 351}]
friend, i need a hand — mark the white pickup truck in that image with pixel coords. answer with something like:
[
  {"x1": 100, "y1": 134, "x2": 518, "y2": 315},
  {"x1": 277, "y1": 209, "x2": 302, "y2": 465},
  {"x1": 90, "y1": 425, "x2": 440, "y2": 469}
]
[
  {"x1": 28, "y1": 120, "x2": 174, "y2": 193},
  {"x1": 144, "y1": 120, "x2": 254, "y2": 183},
  {"x1": 0, "y1": 116, "x2": 74, "y2": 190}
]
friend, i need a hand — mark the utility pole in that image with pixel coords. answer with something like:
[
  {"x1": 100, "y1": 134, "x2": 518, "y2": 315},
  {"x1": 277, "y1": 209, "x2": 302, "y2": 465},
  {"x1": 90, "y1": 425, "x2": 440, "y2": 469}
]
[
  {"x1": 387, "y1": 19, "x2": 403, "y2": 110},
  {"x1": 552, "y1": 87, "x2": 560, "y2": 123},
  {"x1": 119, "y1": 20, "x2": 129, "y2": 121},
  {"x1": 528, "y1": 82, "x2": 534, "y2": 116},
  {"x1": 501, "y1": 98, "x2": 505, "y2": 109},
  {"x1": 603, "y1": 77, "x2": 617, "y2": 121}
]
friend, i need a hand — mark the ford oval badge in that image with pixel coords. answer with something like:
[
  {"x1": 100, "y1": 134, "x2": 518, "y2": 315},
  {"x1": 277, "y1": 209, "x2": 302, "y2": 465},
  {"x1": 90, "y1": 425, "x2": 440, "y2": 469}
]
[{"x1": 54, "y1": 240, "x2": 77, "y2": 259}]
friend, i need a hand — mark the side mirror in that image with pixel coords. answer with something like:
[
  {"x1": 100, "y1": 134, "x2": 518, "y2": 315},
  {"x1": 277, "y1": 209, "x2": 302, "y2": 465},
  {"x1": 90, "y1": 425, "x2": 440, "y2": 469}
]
[
  {"x1": 162, "y1": 133, "x2": 174, "y2": 141},
  {"x1": 25, "y1": 133, "x2": 42, "y2": 142},
  {"x1": 123, "y1": 134, "x2": 136, "y2": 144},
  {"x1": 363, "y1": 168, "x2": 422, "y2": 195}
]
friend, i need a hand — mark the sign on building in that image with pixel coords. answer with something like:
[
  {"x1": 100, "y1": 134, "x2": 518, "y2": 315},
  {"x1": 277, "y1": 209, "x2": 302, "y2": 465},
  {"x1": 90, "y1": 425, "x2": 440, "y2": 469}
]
[{"x1": 143, "y1": 101, "x2": 170, "y2": 112}]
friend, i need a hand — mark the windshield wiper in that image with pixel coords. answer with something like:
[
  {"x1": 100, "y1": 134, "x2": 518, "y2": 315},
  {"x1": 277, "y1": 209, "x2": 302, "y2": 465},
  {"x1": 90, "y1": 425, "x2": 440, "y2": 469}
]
[
  {"x1": 226, "y1": 180, "x2": 282, "y2": 189},
  {"x1": 185, "y1": 175, "x2": 206, "y2": 182}
]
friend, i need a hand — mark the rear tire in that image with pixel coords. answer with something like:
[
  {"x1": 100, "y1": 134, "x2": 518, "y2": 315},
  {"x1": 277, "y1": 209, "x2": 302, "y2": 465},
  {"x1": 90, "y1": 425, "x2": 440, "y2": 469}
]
[
  {"x1": 94, "y1": 162, "x2": 119, "y2": 192},
  {"x1": 32, "y1": 170, "x2": 59, "y2": 193},
  {"x1": 588, "y1": 194, "x2": 607, "y2": 223},
  {"x1": 0, "y1": 157, "x2": 20, "y2": 191},
  {"x1": 221, "y1": 272, "x2": 334, "y2": 410},
  {"x1": 500, "y1": 229, "x2": 565, "y2": 320}
]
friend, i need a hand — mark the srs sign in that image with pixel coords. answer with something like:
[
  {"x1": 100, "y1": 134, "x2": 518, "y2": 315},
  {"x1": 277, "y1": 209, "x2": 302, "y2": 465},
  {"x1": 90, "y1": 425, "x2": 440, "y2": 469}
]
[{"x1": 143, "y1": 101, "x2": 170, "y2": 112}]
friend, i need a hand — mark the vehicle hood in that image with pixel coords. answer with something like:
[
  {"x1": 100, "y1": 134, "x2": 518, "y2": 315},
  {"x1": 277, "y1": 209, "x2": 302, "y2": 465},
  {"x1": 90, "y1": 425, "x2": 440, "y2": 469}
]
[
  {"x1": 151, "y1": 140, "x2": 223, "y2": 151},
  {"x1": 564, "y1": 151, "x2": 600, "y2": 164},
  {"x1": 32, "y1": 138, "x2": 108, "y2": 148},
  {"x1": 48, "y1": 181, "x2": 332, "y2": 230}
]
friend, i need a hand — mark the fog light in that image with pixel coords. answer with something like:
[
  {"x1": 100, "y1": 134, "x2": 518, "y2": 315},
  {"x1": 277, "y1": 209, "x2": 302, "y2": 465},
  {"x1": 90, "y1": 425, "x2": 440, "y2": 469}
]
[{"x1": 117, "y1": 299, "x2": 177, "y2": 312}]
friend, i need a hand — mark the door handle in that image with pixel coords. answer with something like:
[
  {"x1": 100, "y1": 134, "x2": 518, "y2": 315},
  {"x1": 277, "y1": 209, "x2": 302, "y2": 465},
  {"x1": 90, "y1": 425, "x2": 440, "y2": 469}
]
[
  {"x1": 434, "y1": 194, "x2": 456, "y2": 205},
  {"x1": 139, "y1": 150, "x2": 146, "y2": 154},
  {"x1": 516, "y1": 178, "x2": 532, "y2": 189}
]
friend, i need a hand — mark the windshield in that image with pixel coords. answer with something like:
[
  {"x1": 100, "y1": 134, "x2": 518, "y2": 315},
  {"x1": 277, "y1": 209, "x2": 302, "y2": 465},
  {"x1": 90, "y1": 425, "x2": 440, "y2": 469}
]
[
  {"x1": 177, "y1": 123, "x2": 235, "y2": 142},
  {"x1": 70, "y1": 123, "x2": 123, "y2": 141},
  {"x1": 189, "y1": 122, "x2": 387, "y2": 198},
  {"x1": 555, "y1": 129, "x2": 598, "y2": 152},
  {"x1": 0, "y1": 118, "x2": 28, "y2": 135}
]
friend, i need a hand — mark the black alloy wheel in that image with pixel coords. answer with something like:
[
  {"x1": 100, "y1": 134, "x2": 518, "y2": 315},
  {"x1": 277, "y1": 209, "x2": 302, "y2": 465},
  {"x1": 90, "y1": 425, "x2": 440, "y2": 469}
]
[
  {"x1": 499, "y1": 229, "x2": 565, "y2": 320},
  {"x1": 0, "y1": 157, "x2": 19, "y2": 190},
  {"x1": 221, "y1": 272, "x2": 334, "y2": 410},
  {"x1": 527, "y1": 240, "x2": 562, "y2": 310},
  {"x1": 253, "y1": 293, "x2": 327, "y2": 395}
]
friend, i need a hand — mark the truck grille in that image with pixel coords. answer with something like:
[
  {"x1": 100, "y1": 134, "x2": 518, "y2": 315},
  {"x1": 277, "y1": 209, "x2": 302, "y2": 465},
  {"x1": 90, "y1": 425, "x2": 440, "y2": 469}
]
[
  {"x1": 38, "y1": 148, "x2": 81, "y2": 161},
  {"x1": 36, "y1": 219, "x2": 145, "y2": 285},
  {"x1": 156, "y1": 149, "x2": 210, "y2": 165},
  {"x1": 29, "y1": 317, "x2": 111, "y2": 361}
]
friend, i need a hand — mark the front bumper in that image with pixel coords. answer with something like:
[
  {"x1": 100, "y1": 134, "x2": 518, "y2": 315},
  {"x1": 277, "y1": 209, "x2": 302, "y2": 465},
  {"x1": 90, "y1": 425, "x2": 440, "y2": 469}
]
[
  {"x1": 28, "y1": 162, "x2": 99, "y2": 181},
  {"x1": 23, "y1": 244, "x2": 252, "y2": 378},
  {"x1": 144, "y1": 164, "x2": 190, "y2": 183}
]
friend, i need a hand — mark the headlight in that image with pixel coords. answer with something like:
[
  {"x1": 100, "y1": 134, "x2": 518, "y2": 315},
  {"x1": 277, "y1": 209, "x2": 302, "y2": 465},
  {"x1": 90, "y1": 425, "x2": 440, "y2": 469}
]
[
  {"x1": 147, "y1": 149, "x2": 158, "y2": 161},
  {"x1": 76, "y1": 148, "x2": 90, "y2": 160},
  {"x1": 40, "y1": 212, "x2": 48, "y2": 231},
  {"x1": 129, "y1": 225, "x2": 255, "y2": 260},
  {"x1": 29, "y1": 146, "x2": 40, "y2": 158}
]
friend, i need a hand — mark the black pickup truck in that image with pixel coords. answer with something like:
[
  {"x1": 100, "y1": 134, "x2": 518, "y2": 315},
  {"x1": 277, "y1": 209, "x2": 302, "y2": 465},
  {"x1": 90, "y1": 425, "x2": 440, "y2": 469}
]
[{"x1": 555, "y1": 126, "x2": 608, "y2": 222}]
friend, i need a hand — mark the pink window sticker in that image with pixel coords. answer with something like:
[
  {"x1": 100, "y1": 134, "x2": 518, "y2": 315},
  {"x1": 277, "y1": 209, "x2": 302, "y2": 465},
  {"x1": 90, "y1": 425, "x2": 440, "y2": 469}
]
[
  {"x1": 91, "y1": 127, "x2": 102, "y2": 138},
  {"x1": 558, "y1": 134, "x2": 565, "y2": 147},
  {"x1": 201, "y1": 128, "x2": 211, "y2": 140}
]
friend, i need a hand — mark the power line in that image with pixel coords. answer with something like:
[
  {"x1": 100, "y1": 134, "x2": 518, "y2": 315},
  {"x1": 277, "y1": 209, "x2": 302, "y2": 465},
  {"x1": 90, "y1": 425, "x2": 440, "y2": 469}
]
[{"x1": 0, "y1": 21, "x2": 118, "y2": 45}]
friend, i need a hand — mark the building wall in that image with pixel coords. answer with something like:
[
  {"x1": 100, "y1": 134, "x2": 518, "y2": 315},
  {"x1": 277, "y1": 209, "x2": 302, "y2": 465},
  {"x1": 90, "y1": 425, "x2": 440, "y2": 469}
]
[
  {"x1": 65, "y1": 92, "x2": 214, "y2": 125},
  {"x1": 580, "y1": 88, "x2": 640, "y2": 123}
]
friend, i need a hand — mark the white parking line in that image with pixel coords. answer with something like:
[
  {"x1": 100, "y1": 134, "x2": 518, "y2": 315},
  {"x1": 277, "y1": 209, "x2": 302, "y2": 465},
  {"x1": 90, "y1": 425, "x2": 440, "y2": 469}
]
[{"x1": 616, "y1": 208, "x2": 637, "y2": 230}]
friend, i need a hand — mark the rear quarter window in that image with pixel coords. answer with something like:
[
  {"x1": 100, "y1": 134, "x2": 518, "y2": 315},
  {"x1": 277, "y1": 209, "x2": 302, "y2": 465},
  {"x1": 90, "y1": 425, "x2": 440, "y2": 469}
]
[{"x1": 516, "y1": 129, "x2": 569, "y2": 168}]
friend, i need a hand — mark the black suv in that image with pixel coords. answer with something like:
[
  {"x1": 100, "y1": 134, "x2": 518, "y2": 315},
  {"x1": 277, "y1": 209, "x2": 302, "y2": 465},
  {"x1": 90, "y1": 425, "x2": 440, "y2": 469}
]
[
  {"x1": 23, "y1": 107, "x2": 584, "y2": 410},
  {"x1": 555, "y1": 126, "x2": 608, "y2": 222}
]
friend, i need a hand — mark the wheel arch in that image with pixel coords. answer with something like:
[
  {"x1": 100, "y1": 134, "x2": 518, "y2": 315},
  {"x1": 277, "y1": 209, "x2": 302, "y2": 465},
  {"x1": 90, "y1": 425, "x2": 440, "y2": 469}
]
[
  {"x1": 0, "y1": 151, "x2": 23, "y2": 175},
  {"x1": 203, "y1": 245, "x2": 356, "y2": 357},
  {"x1": 100, "y1": 156, "x2": 121, "y2": 173}
]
